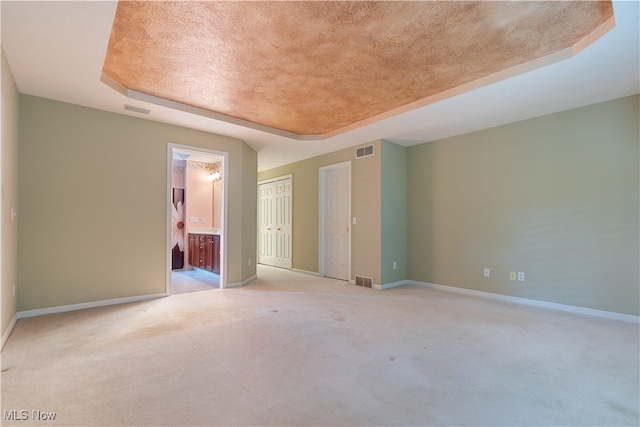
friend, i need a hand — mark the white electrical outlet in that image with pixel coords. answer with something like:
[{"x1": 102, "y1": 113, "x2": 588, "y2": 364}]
[
  {"x1": 393, "y1": 261, "x2": 397, "y2": 270},
  {"x1": 13, "y1": 284, "x2": 16, "y2": 297},
  {"x1": 248, "y1": 259, "x2": 251, "y2": 266},
  {"x1": 483, "y1": 268, "x2": 490, "y2": 278},
  {"x1": 509, "y1": 272, "x2": 516, "y2": 281},
  {"x1": 189, "y1": 216, "x2": 198, "y2": 224},
  {"x1": 517, "y1": 272, "x2": 525, "y2": 282}
]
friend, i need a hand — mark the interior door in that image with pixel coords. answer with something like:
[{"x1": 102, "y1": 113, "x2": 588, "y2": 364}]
[
  {"x1": 258, "y1": 183, "x2": 275, "y2": 266},
  {"x1": 273, "y1": 179, "x2": 292, "y2": 269},
  {"x1": 258, "y1": 177, "x2": 293, "y2": 268},
  {"x1": 324, "y1": 166, "x2": 350, "y2": 280}
]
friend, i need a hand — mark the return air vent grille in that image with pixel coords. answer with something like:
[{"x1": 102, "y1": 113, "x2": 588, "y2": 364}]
[
  {"x1": 355, "y1": 275, "x2": 374, "y2": 288},
  {"x1": 355, "y1": 144, "x2": 374, "y2": 159}
]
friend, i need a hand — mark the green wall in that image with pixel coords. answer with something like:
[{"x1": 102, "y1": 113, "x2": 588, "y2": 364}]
[
  {"x1": 1, "y1": 48, "x2": 20, "y2": 338},
  {"x1": 258, "y1": 95, "x2": 638, "y2": 315},
  {"x1": 408, "y1": 95, "x2": 639, "y2": 315},
  {"x1": 258, "y1": 141, "x2": 382, "y2": 283},
  {"x1": 18, "y1": 95, "x2": 257, "y2": 311},
  {"x1": 381, "y1": 140, "x2": 408, "y2": 285},
  {"x1": 6, "y1": 74, "x2": 636, "y2": 326},
  {"x1": 241, "y1": 142, "x2": 258, "y2": 279}
]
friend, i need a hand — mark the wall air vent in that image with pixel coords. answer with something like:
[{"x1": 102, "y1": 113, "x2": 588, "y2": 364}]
[
  {"x1": 123, "y1": 104, "x2": 151, "y2": 115},
  {"x1": 355, "y1": 144, "x2": 374, "y2": 159},
  {"x1": 355, "y1": 275, "x2": 374, "y2": 288}
]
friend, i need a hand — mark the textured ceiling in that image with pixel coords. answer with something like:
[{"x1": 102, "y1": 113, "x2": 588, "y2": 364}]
[{"x1": 102, "y1": 1, "x2": 613, "y2": 139}]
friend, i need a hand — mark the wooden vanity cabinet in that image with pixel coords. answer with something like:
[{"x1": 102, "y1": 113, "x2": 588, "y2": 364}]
[
  {"x1": 188, "y1": 233, "x2": 220, "y2": 275},
  {"x1": 188, "y1": 234, "x2": 199, "y2": 267},
  {"x1": 211, "y1": 235, "x2": 220, "y2": 274},
  {"x1": 204, "y1": 235, "x2": 213, "y2": 271},
  {"x1": 198, "y1": 236, "x2": 206, "y2": 268}
]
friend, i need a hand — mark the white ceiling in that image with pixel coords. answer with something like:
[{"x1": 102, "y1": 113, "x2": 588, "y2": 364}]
[{"x1": 1, "y1": 1, "x2": 638, "y2": 172}]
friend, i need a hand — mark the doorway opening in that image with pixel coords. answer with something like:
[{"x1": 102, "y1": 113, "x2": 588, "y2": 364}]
[
  {"x1": 167, "y1": 143, "x2": 229, "y2": 294},
  {"x1": 318, "y1": 161, "x2": 351, "y2": 280}
]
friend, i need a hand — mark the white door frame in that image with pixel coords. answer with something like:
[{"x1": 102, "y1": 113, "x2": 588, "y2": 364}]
[
  {"x1": 257, "y1": 174, "x2": 293, "y2": 186},
  {"x1": 166, "y1": 143, "x2": 229, "y2": 292},
  {"x1": 318, "y1": 161, "x2": 351, "y2": 279},
  {"x1": 257, "y1": 174, "x2": 293, "y2": 269}
]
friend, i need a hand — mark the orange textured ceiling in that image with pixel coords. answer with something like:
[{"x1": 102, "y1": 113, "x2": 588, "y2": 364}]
[{"x1": 102, "y1": 1, "x2": 613, "y2": 138}]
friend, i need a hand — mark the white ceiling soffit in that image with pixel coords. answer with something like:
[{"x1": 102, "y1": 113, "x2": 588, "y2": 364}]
[{"x1": 1, "y1": 1, "x2": 638, "y2": 172}]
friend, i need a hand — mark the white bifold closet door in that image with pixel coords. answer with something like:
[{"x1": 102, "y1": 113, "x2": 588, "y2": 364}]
[{"x1": 258, "y1": 177, "x2": 292, "y2": 269}]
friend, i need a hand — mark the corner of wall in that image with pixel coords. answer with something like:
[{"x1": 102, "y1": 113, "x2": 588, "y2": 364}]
[
  {"x1": 380, "y1": 140, "x2": 408, "y2": 285},
  {"x1": 1, "y1": 47, "x2": 20, "y2": 341},
  {"x1": 241, "y1": 142, "x2": 258, "y2": 281}
]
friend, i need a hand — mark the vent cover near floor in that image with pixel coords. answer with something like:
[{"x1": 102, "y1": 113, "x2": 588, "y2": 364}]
[
  {"x1": 355, "y1": 144, "x2": 374, "y2": 159},
  {"x1": 355, "y1": 275, "x2": 374, "y2": 288}
]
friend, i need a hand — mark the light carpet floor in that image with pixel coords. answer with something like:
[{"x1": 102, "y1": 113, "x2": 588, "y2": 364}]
[{"x1": 1, "y1": 266, "x2": 638, "y2": 426}]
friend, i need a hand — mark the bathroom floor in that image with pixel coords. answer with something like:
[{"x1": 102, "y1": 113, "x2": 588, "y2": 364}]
[{"x1": 170, "y1": 268, "x2": 220, "y2": 294}]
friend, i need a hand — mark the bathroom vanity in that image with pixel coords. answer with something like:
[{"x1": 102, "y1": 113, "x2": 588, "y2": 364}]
[{"x1": 188, "y1": 231, "x2": 220, "y2": 274}]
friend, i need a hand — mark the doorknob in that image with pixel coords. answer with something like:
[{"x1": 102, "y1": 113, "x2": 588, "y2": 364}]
[{"x1": 346, "y1": 227, "x2": 349, "y2": 232}]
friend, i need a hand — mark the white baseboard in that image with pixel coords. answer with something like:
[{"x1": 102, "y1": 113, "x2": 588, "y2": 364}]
[
  {"x1": 226, "y1": 274, "x2": 257, "y2": 289},
  {"x1": 16, "y1": 293, "x2": 167, "y2": 320},
  {"x1": 292, "y1": 268, "x2": 319, "y2": 276},
  {"x1": 374, "y1": 280, "x2": 408, "y2": 290},
  {"x1": 244, "y1": 275, "x2": 257, "y2": 285},
  {"x1": 1, "y1": 314, "x2": 18, "y2": 351},
  {"x1": 408, "y1": 280, "x2": 639, "y2": 324}
]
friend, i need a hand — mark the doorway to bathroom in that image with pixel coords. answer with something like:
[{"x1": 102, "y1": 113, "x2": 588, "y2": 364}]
[{"x1": 167, "y1": 143, "x2": 228, "y2": 294}]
